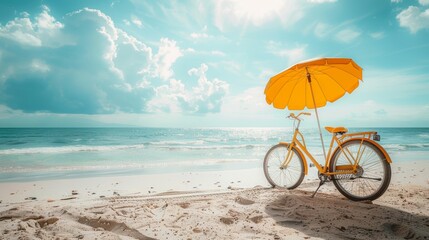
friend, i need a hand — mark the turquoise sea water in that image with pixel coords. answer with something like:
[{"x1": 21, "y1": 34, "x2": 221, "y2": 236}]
[{"x1": 0, "y1": 128, "x2": 428, "y2": 182}]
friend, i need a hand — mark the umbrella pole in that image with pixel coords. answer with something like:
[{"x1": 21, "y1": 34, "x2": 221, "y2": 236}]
[{"x1": 306, "y1": 70, "x2": 327, "y2": 161}]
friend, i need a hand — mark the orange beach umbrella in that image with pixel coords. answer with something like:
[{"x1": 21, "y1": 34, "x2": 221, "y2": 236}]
[
  {"x1": 265, "y1": 58, "x2": 362, "y2": 110},
  {"x1": 264, "y1": 58, "x2": 363, "y2": 159}
]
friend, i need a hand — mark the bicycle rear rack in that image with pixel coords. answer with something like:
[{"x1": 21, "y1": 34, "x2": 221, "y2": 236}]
[{"x1": 338, "y1": 131, "x2": 379, "y2": 143}]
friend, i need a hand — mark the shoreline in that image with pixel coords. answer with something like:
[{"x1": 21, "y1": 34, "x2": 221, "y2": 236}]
[
  {"x1": 0, "y1": 160, "x2": 428, "y2": 204},
  {"x1": 1, "y1": 150, "x2": 427, "y2": 183},
  {"x1": 0, "y1": 168, "x2": 269, "y2": 204}
]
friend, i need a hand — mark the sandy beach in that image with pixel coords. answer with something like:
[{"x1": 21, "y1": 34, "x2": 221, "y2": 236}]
[
  {"x1": 1, "y1": 0, "x2": 429, "y2": 239},
  {"x1": 0, "y1": 160, "x2": 428, "y2": 239}
]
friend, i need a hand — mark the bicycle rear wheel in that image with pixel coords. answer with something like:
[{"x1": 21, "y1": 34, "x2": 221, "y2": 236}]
[
  {"x1": 263, "y1": 144, "x2": 305, "y2": 189},
  {"x1": 330, "y1": 139, "x2": 391, "y2": 201}
]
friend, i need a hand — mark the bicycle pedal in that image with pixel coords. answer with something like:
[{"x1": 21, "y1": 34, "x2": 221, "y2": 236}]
[{"x1": 309, "y1": 163, "x2": 315, "y2": 167}]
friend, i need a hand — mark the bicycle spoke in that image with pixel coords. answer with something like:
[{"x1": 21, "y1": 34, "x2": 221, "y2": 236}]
[
  {"x1": 264, "y1": 145, "x2": 304, "y2": 189},
  {"x1": 331, "y1": 140, "x2": 390, "y2": 201}
]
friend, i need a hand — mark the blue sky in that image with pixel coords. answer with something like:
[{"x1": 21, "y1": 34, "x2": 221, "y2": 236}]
[{"x1": 0, "y1": 0, "x2": 428, "y2": 127}]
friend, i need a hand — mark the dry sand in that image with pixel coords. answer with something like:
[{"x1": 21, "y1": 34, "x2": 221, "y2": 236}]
[{"x1": 0, "y1": 160, "x2": 428, "y2": 239}]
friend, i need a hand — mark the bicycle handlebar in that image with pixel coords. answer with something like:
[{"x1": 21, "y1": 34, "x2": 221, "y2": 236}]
[{"x1": 288, "y1": 112, "x2": 311, "y2": 120}]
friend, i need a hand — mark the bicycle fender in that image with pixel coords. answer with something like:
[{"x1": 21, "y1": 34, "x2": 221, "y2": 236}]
[
  {"x1": 337, "y1": 138, "x2": 392, "y2": 164},
  {"x1": 279, "y1": 142, "x2": 309, "y2": 175}
]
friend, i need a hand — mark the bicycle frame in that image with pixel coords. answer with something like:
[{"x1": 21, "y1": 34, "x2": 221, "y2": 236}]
[{"x1": 281, "y1": 115, "x2": 387, "y2": 176}]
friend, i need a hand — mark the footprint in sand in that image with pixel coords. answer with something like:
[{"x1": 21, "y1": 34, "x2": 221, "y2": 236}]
[
  {"x1": 38, "y1": 217, "x2": 59, "y2": 228},
  {"x1": 234, "y1": 196, "x2": 255, "y2": 205},
  {"x1": 178, "y1": 202, "x2": 190, "y2": 209},
  {"x1": 220, "y1": 217, "x2": 234, "y2": 225},
  {"x1": 383, "y1": 223, "x2": 417, "y2": 239},
  {"x1": 78, "y1": 217, "x2": 154, "y2": 240},
  {"x1": 249, "y1": 215, "x2": 263, "y2": 224}
]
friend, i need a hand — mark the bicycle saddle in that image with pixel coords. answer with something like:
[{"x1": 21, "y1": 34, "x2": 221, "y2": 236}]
[{"x1": 325, "y1": 126, "x2": 348, "y2": 134}]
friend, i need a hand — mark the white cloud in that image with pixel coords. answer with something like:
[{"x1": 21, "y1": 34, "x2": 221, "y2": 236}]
[
  {"x1": 277, "y1": 47, "x2": 307, "y2": 62},
  {"x1": 370, "y1": 31, "x2": 385, "y2": 39},
  {"x1": 214, "y1": 0, "x2": 303, "y2": 31},
  {"x1": 419, "y1": 0, "x2": 429, "y2": 6},
  {"x1": 0, "y1": 7, "x2": 155, "y2": 114},
  {"x1": 314, "y1": 22, "x2": 331, "y2": 38},
  {"x1": 148, "y1": 64, "x2": 229, "y2": 113},
  {"x1": 36, "y1": 6, "x2": 64, "y2": 30},
  {"x1": 147, "y1": 79, "x2": 186, "y2": 113},
  {"x1": 391, "y1": 0, "x2": 402, "y2": 3},
  {"x1": 69, "y1": 8, "x2": 124, "y2": 80},
  {"x1": 185, "y1": 48, "x2": 226, "y2": 57},
  {"x1": 190, "y1": 25, "x2": 210, "y2": 39},
  {"x1": 0, "y1": 6, "x2": 229, "y2": 116},
  {"x1": 131, "y1": 15, "x2": 143, "y2": 28},
  {"x1": 0, "y1": 5, "x2": 67, "y2": 47},
  {"x1": 0, "y1": 17, "x2": 42, "y2": 46},
  {"x1": 185, "y1": 64, "x2": 229, "y2": 113},
  {"x1": 211, "y1": 50, "x2": 226, "y2": 56},
  {"x1": 184, "y1": 48, "x2": 196, "y2": 53},
  {"x1": 152, "y1": 38, "x2": 183, "y2": 80},
  {"x1": 20, "y1": 12, "x2": 30, "y2": 18},
  {"x1": 121, "y1": 15, "x2": 143, "y2": 28},
  {"x1": 190, "y1": 32, "x2": 209, "y2": 39},
  {"x1": 396, "y1": 6, "x2": 429, "y2": 33},
  {"x1": 99, "y1": 25, "x2": 122, "y2": 78},
  {"x1": 267, "y1": 41, "x2": 307, "y2": 64},
  {"x1": 335, "y1": 28, "x2": 361, "y2": 43},
  {"x1": 31, "y1": 59, "x2": 50, "y2": 72}
]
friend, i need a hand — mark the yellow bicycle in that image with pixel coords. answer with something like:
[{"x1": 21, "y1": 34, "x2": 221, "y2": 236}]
[{"x1": 263, "y1": 112, "x2": 392, "y2": 201}]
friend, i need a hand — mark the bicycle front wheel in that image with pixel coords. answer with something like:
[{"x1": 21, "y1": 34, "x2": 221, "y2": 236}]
[
  {"x1": 263, "y1": 144, "x2": 305, "y2": 189},
  {"x1": 330, "y1": 139, "x2": 391, "y2": 201}
]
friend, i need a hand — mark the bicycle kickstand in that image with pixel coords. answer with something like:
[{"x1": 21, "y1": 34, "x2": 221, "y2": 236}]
[{"x1": 311, "y1": 179, "x2": 326, "y2": 198}]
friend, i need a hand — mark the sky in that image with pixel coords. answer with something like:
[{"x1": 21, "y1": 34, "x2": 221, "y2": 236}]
[{"x1": 0, "y1": 0, "x2": 428, "y2": 128}]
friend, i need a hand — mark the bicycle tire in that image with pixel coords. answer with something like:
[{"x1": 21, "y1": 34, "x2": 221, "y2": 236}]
[
  {"x1": 330, "y1": 139, "x2": 391, "y2": 201},
  {"x1": 263, "y1": 144, "x2": 305, "y2": 189}
]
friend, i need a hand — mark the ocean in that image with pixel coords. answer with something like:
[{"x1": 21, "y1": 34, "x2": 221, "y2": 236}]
[{"x1": 0, "y1": 128, "x2": 428, "y2": 182}]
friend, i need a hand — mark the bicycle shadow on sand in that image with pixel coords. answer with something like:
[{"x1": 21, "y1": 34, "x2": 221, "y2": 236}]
[{"x1": 265, "y1": 189, "x2": 429, "y2": 239}]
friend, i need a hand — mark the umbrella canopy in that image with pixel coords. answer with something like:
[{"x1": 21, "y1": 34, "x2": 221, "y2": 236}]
[
  {"x1": 264, "y1": 58, "x2": 363, "y2": 160},
  {"x1": 265, "y1": 58, "x2": 362, "y2": 110}
]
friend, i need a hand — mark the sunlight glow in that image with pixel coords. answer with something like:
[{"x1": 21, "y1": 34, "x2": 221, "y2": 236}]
[{"x1": 232, "y1": 0, "x2": 285, "y2": 25}]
